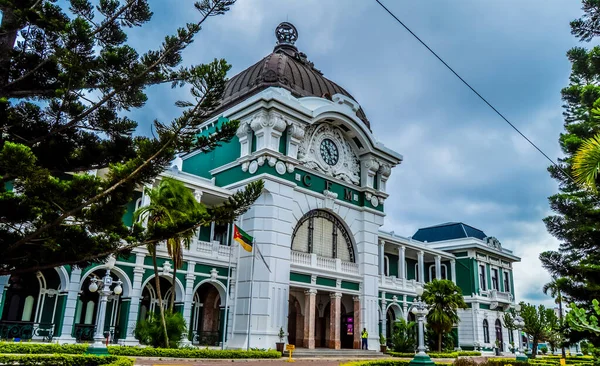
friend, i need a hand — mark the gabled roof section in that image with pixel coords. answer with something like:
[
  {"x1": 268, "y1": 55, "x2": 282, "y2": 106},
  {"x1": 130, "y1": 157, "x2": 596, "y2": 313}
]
[{"x1": 412, "y1": 222, "x2": 487, "y2": 243}]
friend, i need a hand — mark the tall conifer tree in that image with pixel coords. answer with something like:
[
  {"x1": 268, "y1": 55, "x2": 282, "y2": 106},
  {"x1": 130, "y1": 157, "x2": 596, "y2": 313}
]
[
  {"x1": 0, "y1": 0, "x2": 263, "y2": 275},
  {"x1": 541, "y1": 0, "x2": 600, "y2": 344}
]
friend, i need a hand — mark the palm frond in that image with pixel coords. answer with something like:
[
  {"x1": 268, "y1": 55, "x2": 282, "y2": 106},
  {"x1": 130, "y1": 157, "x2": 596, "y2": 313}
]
[{"x1": 573, "y1": 133, "x2": 600, "y2": 192}]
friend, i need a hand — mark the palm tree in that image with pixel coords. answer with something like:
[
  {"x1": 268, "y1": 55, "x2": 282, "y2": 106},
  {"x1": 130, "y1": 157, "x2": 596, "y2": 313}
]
[
  {"x1": 543, "y1": 277, "x2": 568, "y2": 358},
  {"x1": 422, "y1": 279, "x2": 468, "y2": 352},
  {"x1": 573, "y1": 133, "x2": 600, "y2": 192},
  {"x1": 135, "y1": 177, "x2": 206, "y2": 346}
]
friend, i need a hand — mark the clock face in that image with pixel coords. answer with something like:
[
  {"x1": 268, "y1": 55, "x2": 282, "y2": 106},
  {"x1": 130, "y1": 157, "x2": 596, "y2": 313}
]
[{"x1": 320, "y1": 138, "x2": 339, "y2": 166}]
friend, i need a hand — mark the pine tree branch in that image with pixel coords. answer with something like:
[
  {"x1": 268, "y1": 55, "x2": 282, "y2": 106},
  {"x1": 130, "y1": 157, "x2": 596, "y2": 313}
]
[{"x1": 0, "y1": 180, "x2": 263, "y2": 276}]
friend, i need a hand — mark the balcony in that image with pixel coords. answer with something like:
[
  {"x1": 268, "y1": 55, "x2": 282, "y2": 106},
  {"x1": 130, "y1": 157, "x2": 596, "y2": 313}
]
[
  {"x1": 379, "y1": 275, "x2": 419, "y2": 293},
  {"x1": 290, "y1": 250, "x2": 359, "y2": 275},
  {"x1": 488, "y1": 289, "x2": 513, "y2": 310}
]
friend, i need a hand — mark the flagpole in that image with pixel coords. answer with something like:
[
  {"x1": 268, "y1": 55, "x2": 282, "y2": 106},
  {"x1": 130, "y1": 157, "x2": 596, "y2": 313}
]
[
  {"x1": 221, "y1": 224, "x2": 235, "y2": 350},
  {"x1": 246, "y1": 238, "x2": 257, "y2": 351},
  {"x1": 230, "y1": 239, "x2": 241, "y2": 347}
]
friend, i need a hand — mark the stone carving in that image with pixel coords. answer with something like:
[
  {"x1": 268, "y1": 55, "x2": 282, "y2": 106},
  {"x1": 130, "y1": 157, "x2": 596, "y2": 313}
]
[
  {"x1": 210, "y1": 268, "x2": 218, "y2": 281},
  {"x1": 298, "y1": 124, "x2": 360, "y2": 185},
  {"x1": 162, "y1": 261, "x2": 172, "y2": 276}
]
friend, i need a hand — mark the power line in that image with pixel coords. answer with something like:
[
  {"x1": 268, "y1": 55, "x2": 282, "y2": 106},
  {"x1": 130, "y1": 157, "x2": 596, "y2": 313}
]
[{"x1": 374, "y1": 0, "x2": 576, "y2": 185}]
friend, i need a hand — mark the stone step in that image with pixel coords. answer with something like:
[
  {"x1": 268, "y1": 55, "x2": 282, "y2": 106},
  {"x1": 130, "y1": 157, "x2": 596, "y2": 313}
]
[{"x1": 285, "y1": 348, "x2": 386, "y2": 358}]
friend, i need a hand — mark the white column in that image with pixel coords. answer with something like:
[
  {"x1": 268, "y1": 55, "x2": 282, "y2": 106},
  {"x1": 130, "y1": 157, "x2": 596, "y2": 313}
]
[
  {"x1": 121, "y1": 252, "x2": 145, "y2": 345},
  {"x1": 58, "y1": 268, "x2": 82, "y2": 343},
  {"x1": 450, "y1": 260, "x2": 456, "y2": 284},
  {"x1": 435, "y1": 255, "x2": 442, "y2": 280},
  {"x1": 398, "y1": 246, "x2": 405, "y2": 280},
  {"x1": 380, "y1": 299, "x2": 387, "y2": 343},
  {"x1": 181, "y1": 261, "x2": 196, "y2": 346},
  {"x1": 417, "y1": 251, "x2": 424, "y2": 284},
  {"x1": 378, "y1": 240, "x2": 385, "y2": 277}
]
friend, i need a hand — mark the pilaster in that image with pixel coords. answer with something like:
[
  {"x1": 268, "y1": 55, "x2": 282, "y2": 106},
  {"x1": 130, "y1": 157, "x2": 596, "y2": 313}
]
[
  {"x1": 399, "y1": 246, "x2": 405, "y2": 280},
  {"x1": 435, "y1": 255, "x2": 441, "y2": 280},
  {"x1": 57, "y1": 268, "x2": 82, "y2": 343},
  {"x1": 181, "y1": 261, "x2": 196, "y2": 345},
  {"x1": 121, "y1": 252, "x2": 145, "y2": 345},
  {"x1": 450, "y1": 260, "x2": 456, "y2": 284}
]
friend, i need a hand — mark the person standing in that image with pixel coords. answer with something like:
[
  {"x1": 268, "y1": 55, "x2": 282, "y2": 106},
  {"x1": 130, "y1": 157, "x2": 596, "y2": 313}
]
[{"x1": 361, "y1": 328, "x2": 368, "y2": 350}]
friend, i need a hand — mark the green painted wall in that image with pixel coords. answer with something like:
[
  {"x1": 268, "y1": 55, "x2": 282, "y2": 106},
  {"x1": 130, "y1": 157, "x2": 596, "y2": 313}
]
[
  {"x1": 214, "y1": 164, "x2": 383, "y2": 211},
  {"x1": 198, "y1": 225, "x2": 211, "y2": 242},
  {"x1": 279, "y1": 128, "x2": 288, "y2": 155},
  {"x1": 442, "y1": 260, "x2": 452, "y2": 280},
  {"x1": 387, "y1": 254, "x2": 399, "y2": 277},
  {"x1": 480, "y1": 303, "x2": 491, "y2": 310},
  {"x1": 54, "y1": 295, "x2": 67, "y2": 335},
  {"x1": 122, "y1": 191, "x2": 143, "y2": 227},
  {"x1": 486, "y1": 263, "x2": 492, "y2": 290},
  {"x1": 182, "y1": 117, "x2": 240, "y2": 179},
  {"x1": 341, "y1": 281, "x2": 359, "y2": 291},
  {"x1": 456, "y1": 258, "x2": 475, "y2": 296},
  {"x1": 118, "y1": 300, "x2": 130, "y2": 339},
  {"x1": 406, "y1": 258, "x2": 417, "y2": 281},
  {"x1": 290, "y1": 273, "x2": 311, "y2": 284},
  {"x1": 316, "y1": 277, "x2": 336, "y2": 287}
]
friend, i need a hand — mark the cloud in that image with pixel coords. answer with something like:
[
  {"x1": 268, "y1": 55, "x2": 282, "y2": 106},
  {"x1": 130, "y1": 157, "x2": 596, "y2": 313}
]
[{"x1": 127, "y1": 0, "x2": 583, "y2": 306}]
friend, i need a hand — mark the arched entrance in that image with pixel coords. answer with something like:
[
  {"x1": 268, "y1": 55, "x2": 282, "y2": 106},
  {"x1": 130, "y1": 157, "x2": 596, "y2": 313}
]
[
  {"x1": 0, "y1": 269, "x2": 63, "y2": 341},
  {"x1": 74, "y1": 269, "x2": 124, "y2": 343},
  {"x1": 385, "y1": 304, "x2": 403, "y2": 343},
  {"x1": 191, "y1": 282, "x2": 223, "y2": 346},
  {"x1": 495, "y1": 319, "x2": 503, "y2": 351},
  {"x1": 287, "y1": 295, "x2": 304, "y2": 346}
]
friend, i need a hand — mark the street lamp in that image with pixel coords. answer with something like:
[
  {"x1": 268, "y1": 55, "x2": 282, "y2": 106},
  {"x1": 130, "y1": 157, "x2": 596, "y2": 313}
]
[
  {"x1": 513, "y1": 304, "x2": 527, "y2": 362},
  {"x1": 409, "y1": 286, "x2": 434, "y2": 366},
  {"x1": 85, "y1": 261, "x2": 123, "y2": 355}
]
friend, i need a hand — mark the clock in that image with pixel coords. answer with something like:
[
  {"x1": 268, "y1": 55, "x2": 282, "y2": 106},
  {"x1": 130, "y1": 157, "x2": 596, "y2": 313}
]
[{"x1": 320, "y1": 138, "x2": 339, "y2": 166}]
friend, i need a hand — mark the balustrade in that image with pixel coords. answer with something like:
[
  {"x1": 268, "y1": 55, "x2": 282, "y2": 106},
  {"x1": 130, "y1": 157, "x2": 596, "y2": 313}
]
[
  {"x1": 290, "y1": 250, "x2": 358, "y2": 275},
  {"x1": 0, "y1": 321, "x2": 54, "y2": 342}
]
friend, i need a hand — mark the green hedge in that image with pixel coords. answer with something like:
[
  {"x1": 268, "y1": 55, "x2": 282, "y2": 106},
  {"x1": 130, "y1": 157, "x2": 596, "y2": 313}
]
[
  {"x1": 0, "y1": 355, "x2": 133, "y2": 366},
  {"x1": 0, "y1": 342, "x2": 281, "y2": 359},
  {"x1": 387, "y1": 351, "x2": 482, "y2": 358}
]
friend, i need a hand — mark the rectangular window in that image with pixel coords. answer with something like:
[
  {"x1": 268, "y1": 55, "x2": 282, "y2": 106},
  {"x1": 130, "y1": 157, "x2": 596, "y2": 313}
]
[
  {"x1": 479, "y1": 265, "x2": 486, "y2": 291},
  {"x1": 213, "y1": 223, "x2": 229, "y2": 245},
  {"x1": 492, "y1": 268, "x2": 499, "y2": 290},
  {"x1": 441, "y1": 265, "x2": 447, "y2": 280},
  {"x1": 503, "y1": 271, "x2": 510, "y2": 292}
]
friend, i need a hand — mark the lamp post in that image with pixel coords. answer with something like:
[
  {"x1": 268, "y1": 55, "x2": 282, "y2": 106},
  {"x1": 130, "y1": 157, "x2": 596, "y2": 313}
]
[
  {"x1": 409, "y1": 286, "x2": 434, "y2": 366},
  {"x1": 513, "y1": 304, "x2": 527, "y2": 362},
  {"x1": 86, "y1": 259, "x2": 123, "y2": 356}
]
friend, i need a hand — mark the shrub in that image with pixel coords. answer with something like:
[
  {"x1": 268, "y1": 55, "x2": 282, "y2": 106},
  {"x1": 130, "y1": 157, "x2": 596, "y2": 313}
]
[
  {"x1": 134, "y1": 311, "x2": 187, "y2": 348},
  {"x1": 541, "y1": 346, "x2": 548, "y2": 355},
  {"x1": 456, "y1": 351, "x2": 482, "y2": 356},
  {"x1": 390, "y1": 318, "x2": 416, "y2": 353},
  {"x1": 0, "y1": 343, "x2": 88, "y2": 354},
  {"x1": 0, "y1": 354, "x2": 132, "y2": 366},
  {"x1": 340, "y1": 361, "x2": 453, "y2": 366},
  {"x1": 452, "y1": 359, "x2": 477, "y2": 366}
]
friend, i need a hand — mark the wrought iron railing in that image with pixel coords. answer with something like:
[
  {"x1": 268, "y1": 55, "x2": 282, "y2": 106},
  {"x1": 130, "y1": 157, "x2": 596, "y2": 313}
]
[
  {"x1": 73, "y1": 324, "x2": 96, "y2": 342},
  {"x1": 194, "y1": 330, "x2": 220, "y2": 346},
  {"x1": 0, "y1": 321, "x2": 54, "y2": 341}
]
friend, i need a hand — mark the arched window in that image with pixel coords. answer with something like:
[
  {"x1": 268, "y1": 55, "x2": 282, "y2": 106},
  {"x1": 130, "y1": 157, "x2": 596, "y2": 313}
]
[
  {"x1": 414, "y1": 263, "x2": 420, "y2": 282},
  {"x1": 483, "y1": 319, "x2": 490, "y2": 343},
  {"x1": 495, "y1": 319, "x2": 503, "y2": 345},
  {"x1": 291, "y1": 210, "x2": 355, "y2": 262}
]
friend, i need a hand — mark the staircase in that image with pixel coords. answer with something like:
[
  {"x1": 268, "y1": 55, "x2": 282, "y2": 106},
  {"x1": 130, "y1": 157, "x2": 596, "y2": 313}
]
[{"x1": 285, "y1": 348, "x2": 387, "y2": 359}]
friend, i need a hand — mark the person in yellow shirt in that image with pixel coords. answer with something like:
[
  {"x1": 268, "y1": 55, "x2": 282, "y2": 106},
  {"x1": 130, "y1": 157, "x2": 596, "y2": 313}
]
[{"x1": 361, "y1": 328, "x2": 368, "y2": 350}]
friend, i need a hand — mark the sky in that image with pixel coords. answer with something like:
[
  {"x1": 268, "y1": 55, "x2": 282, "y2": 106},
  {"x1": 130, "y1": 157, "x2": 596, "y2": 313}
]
[{"x1": 123, "y1": 0, "x2": 587, "y2": 307}]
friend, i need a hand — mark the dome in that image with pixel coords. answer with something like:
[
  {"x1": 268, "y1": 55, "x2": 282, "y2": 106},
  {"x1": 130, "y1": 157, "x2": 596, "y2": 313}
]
[{"x1": 216, "y1": 22, "x2": 371, "y2": 130}]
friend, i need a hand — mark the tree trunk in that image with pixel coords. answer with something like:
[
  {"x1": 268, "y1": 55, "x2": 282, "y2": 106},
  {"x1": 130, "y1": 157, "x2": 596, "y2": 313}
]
[
  {"x1": 532, "y1": 337, "x2": 538, "y2": 359},
  {"x1": 438, "y1": 332, "x2": 442, "y2": 352},
  {"x1": 151, "y1": 247, "x2": 170, "y2": 347},
  {"x1": 170, "y1": 264, "x2": 177, "y2": 312},
  {"x1": 559, "y1": 294, "x2": 566, "y2": 358}
]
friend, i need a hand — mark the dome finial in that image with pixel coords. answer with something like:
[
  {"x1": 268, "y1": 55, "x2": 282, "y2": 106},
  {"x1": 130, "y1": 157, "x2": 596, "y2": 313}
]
[{"x1": 275, "y1": 22, "x2": 298, "y2": 47}]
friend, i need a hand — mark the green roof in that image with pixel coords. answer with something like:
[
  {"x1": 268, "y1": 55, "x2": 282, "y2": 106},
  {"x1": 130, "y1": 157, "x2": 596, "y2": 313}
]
[{"x1": 412, "y1": 222, "x2": 487, "y2": 243}]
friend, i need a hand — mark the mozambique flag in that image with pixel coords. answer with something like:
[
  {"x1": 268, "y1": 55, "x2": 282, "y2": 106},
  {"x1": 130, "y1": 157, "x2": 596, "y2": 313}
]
[{"x1": 233, "y1": 225, "x2": 253, "y2": 252}]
